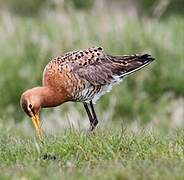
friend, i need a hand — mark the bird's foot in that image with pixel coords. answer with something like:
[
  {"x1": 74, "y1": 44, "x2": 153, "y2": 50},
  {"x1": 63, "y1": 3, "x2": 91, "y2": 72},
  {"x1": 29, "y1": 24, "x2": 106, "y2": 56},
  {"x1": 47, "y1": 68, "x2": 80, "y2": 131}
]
[
  {"x1": 89, "y1": 124, "x2": 95, "y2": 132},
  {"x1": 88, "y1": 120, "x2": 98, "y2": 132}
]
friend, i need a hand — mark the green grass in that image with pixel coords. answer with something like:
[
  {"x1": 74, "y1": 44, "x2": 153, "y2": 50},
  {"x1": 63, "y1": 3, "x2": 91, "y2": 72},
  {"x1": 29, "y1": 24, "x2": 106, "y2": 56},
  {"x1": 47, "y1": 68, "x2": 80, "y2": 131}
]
[{"x1": 1, "y1": 128, "x2": 184, "y2": 179}]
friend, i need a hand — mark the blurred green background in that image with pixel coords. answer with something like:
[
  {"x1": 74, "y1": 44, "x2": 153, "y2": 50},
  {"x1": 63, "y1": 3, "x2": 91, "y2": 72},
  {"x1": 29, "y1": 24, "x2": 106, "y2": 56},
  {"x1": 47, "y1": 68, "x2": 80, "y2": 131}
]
[{"x1": 0, "y1": 0, "x2": 183, "y2": 131}]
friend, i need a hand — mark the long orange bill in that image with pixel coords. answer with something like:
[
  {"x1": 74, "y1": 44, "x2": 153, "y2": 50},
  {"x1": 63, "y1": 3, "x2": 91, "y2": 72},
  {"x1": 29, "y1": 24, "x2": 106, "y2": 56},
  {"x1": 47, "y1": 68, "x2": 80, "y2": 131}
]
[{"x1": 30, "y1": 113, "x2": 44, "y2": 141}]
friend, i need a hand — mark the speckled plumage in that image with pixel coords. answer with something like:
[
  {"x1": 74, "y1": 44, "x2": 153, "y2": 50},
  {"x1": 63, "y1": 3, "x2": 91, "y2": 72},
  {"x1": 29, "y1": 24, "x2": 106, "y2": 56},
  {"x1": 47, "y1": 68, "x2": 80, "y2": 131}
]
[
  {"x1": 43, "y1": 46, "x2": 154, "y2": 103},
  {"x1": 20, "y1": 46, "x2": 154, "y2": 138}
]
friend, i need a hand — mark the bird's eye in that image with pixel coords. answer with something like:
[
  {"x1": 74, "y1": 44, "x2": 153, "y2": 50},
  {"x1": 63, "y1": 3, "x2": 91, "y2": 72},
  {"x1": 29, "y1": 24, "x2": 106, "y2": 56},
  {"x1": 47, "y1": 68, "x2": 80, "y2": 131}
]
[{"x1": 29, "y1": 104, "x2": 32, "y2": 109}]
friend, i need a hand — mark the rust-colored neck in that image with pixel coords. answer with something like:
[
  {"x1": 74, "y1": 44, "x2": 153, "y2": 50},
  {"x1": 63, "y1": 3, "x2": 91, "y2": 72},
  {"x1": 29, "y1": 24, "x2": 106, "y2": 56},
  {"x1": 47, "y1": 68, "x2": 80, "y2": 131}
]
[{"x1": 31, "y1": 86, "x2": 69, "y2": 108}]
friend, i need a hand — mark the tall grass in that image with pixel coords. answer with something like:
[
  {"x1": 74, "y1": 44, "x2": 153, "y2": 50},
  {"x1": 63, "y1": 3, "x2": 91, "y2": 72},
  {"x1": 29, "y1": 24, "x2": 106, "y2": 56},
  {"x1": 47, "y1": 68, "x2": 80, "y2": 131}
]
[{"x1": 0, "y1": 11, "x2": 183, "y2": 128}]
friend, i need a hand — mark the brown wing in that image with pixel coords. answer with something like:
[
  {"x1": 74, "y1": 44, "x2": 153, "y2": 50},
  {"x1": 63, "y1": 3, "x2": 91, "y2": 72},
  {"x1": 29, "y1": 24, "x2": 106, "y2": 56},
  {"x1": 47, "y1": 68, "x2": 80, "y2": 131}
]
[
  {"x1": 74, "y1": 60, "x2": 113, "y2": 85},
  {"x1": 47, "y1": 46, "x2": 154, "y2": 86},
  {"x1": 71, "y1": 47, "x2": 114, "y2": 86},
  {"x1": 73, "y1": 51, "x2": 154, "y2": 86}
]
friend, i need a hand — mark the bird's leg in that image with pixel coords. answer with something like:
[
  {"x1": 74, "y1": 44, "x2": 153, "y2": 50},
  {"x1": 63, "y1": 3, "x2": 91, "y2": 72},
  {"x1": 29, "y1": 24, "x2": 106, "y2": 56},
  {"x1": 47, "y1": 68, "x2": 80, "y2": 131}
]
[
  {"x1": 83, "y1": 102, "x2": 94, "y2": 127},
  {"x1": 89, "y1": 101, "x2": 98, "y2": 131},
  {"x1": 83, "y1": 102, "x2": 99, "y2": 131}
]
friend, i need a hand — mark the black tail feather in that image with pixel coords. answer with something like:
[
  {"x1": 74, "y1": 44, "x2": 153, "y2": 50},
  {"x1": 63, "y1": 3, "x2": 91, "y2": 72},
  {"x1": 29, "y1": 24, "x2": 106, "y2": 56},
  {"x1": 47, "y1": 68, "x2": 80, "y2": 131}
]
[
  {"x1": 137, "y1": 54, "x2": 155, "y2": 63},
  {"x1": 108, "y1": 53, "x2": 155, "y2": 77}
]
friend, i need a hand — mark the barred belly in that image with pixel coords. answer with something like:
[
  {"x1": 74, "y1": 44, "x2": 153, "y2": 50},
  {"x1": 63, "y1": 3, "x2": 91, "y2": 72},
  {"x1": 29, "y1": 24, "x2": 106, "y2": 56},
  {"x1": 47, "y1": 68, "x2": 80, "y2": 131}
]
[
  {"x1": 73, "y1": 85, "x2": 100, "y2": 102},
  {"x1": 73, "y1": 84, "x2": 114, "y2": 103}
]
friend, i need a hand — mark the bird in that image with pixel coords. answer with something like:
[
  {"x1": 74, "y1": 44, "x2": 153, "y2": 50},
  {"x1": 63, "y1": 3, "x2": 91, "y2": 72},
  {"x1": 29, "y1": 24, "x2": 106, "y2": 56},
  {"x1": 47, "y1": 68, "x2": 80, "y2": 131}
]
[{"x1": 20, "y1": 46, "x2": 154, "y2": 140}]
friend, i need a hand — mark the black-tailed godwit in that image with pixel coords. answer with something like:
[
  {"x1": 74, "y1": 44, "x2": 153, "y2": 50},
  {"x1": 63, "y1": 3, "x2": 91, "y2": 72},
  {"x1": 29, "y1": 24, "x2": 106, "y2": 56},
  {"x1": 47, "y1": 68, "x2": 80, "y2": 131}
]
[{"x1": 20, "y1": 46, "x2": 154, "y2": 140}]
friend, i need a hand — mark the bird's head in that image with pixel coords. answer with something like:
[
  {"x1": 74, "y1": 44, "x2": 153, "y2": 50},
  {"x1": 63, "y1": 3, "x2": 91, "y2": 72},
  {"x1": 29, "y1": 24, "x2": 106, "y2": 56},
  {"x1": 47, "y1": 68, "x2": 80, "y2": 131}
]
[{"x1": 20, "y1": 88, "x2": 43, "y2": 141}]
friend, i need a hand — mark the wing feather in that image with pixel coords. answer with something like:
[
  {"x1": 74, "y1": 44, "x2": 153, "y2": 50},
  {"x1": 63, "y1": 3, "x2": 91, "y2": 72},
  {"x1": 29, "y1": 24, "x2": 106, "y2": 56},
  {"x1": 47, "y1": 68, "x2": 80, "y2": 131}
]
[{"x1": 73, "y1": 53, "x2": 154, "y2": 86}]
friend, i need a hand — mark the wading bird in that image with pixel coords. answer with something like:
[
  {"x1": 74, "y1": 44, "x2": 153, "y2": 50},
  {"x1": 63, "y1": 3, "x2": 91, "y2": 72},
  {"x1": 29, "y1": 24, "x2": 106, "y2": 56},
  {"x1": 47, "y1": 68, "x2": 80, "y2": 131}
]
[{"x1": 20, "y1": 47, "x2": 154, "y2": 140}]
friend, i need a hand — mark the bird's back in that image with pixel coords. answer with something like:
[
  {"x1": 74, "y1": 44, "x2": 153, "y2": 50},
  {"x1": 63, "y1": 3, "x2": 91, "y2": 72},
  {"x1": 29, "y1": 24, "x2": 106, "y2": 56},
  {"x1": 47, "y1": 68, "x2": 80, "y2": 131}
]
[{"x1": 43, "y1": 47, "x2": 154, "y2": 103}]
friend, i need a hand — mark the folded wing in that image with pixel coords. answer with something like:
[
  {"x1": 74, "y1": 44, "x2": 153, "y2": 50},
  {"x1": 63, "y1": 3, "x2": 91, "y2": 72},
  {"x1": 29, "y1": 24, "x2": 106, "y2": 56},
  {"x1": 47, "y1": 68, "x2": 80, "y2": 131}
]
[{"x1": 73, "y1": 48, "x2": 154, "y2": 86}]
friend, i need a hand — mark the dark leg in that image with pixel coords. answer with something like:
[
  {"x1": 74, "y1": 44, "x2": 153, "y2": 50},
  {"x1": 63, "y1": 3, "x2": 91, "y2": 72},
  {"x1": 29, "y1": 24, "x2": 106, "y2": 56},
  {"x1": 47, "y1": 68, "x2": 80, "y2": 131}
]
[
  {"x1": 89, "y1": 101, "x2": 98, "y2": 130},
  {"x1": 83, "y1": 102, "x2": 93, "y2": 126},
  {"x1": 83, "y1": 101, "x2": 99, "y2": 131}
]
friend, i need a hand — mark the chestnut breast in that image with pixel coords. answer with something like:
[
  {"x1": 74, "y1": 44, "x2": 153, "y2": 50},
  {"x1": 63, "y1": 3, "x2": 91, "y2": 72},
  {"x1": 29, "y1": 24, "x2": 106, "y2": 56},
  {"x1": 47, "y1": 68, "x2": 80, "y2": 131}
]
[{"x1": 42, "y1": 61, "x2": 83, "y2": 101}]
